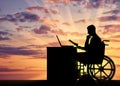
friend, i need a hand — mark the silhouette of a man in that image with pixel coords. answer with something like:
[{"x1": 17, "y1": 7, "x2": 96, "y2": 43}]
[{"x1": 70, "y1": 25, "x2": 102, "y2": 64}]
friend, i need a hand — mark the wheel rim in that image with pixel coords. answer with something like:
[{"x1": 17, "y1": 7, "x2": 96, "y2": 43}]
[{"x1": 88, "y1": 56, "x2": 116, "y2": 80}]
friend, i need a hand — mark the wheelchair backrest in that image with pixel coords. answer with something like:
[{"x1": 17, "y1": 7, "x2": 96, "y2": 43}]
[
  {"x1": 95, "y1": 41, "x2": 105, "y2": 64},
  {"x1": 101, "y1": 41, "x2": 105, "y2": 56},
  {"x1": 90, "y1": 41, "x2": 105, "y2": 64}
]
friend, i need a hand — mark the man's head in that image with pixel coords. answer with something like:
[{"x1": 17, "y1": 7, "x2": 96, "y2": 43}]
[{"x1": 87, "y1": 25, "x2": 96, "y2": 35}]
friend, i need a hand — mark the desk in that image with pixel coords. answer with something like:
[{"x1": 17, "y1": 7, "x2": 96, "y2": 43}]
[{"x1": 47, "y1": 46, "x2": 77, "y2": 85}]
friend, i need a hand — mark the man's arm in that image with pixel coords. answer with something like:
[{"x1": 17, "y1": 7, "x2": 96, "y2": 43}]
[
  {"x1": 69, "y1": 40, "x2": 85, "y2": 50},
  {"x1": 77, "y1": 46, "x2": 85, "y2": 50},
  {"x1": 69, "y1": 40, "x2": 78, "y2": 46},
  {"x1": 85, "y1": 35, "x2": 91, "y2": 50}
]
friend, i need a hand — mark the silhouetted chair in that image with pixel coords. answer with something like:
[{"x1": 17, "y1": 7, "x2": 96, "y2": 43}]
[{"x1": 77, "y1": 40, "x2": 116, "y2": 80}]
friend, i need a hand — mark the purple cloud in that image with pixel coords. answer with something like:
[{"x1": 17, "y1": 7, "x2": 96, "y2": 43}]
[
  {"x1": 26, "y1": 6, "x2": 45, "y2": 11},
  {"x1": 0, "y1": 36, "x2": 10, "y2": 40},
  {"x1": 33, "y1": 25, "x2": 51, "y2": 34},
  {"x1": 0, "y1": 12, "x2": 40, "y2": 23},
  {"x1": 89, "y1": 0, "x2": 101, "y2": 8},
  {"x1": 0, "y1": 31, "x2": 11, "y2": 41},
  {"x1": 50, "y1": 8, "x2": 59, "y2": 14},
  {"x1": 103, "y1": 9, "x2": 120, "y2": 14},
  {"x1": 6, "y1": 14, "x2": 17, "y2": 22},
  {"x1": 74, "y1": 19, "x2": 85, "y2": 23},
  {"x1": 99, "y1": 24, "x2": 120, "y2": 34},
  {"x1": 98, "y1": 15, "x2": 118, "y2": 22},
  {"x1": 20, "y1": 12, "x2": 39, "y2": 22},
  {"x1": 0, "y1": 31, "x2": 9, "y2": 35},
  {"x1": 26, "y1": 6, "x2": 49, "y2": 15},
  {"x1": 0, "y1": 68, "x2": 23, "y2": 72},
  {"x1": 99, "y1": 24, "x2": 120, "y2": 30},
  {"x1": 114, "y1": 0, "x2": 120, "y2": 9},
  {"x1": 0, "y1": 46, "x2": 40, "y2": 57}
]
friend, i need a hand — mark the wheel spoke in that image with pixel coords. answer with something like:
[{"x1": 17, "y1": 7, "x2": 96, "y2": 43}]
[
  {"x1": 103, "y1": 61, "x2": 110, "y2": 67},
  {"x1": 100, "y1": 71, "x2": 102, "y2": 79},
  {"x1": 97, "y1": 64, "x2": 100, "y2": 67},
  {"x1": 94, "y1": 70, "x2": 99, "y2": 76},
  {"x1": 90, "y1": 68, "x2": 99, "y2": 70},
  {"x1": 104, "y1": 68, "x2": 114, "y2": 70},
  {"x1": 103, "y1": 71, "x2": 108, "y2": 77}
]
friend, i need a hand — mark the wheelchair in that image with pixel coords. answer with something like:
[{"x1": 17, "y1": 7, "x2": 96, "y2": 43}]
[{"x1": 70, "y1": 40, "x2": 116, "y2": 80}]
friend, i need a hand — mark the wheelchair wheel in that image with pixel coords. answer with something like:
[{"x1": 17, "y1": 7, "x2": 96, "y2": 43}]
[{"x1": 88, "y1": 56, "x2": 116, "y2": 80}]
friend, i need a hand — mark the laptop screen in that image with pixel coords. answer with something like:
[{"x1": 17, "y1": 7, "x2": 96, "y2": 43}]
[{"x1": 56, "y1": 35, "x2": 62, "y2": 47}]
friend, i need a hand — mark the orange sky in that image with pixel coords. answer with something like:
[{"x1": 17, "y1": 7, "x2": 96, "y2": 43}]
[{"x1": 0, "y1": 0, "x2": 120, "y2": 80}]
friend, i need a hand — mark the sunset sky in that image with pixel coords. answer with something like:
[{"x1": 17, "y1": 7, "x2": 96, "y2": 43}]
[{"x1": 0, "y1": 0, "x2": 120, "y2": 80}]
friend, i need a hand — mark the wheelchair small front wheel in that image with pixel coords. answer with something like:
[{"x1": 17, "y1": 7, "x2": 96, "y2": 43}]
[{"x1": 88, "y1": 56, "x2": 116, "y2": 80}]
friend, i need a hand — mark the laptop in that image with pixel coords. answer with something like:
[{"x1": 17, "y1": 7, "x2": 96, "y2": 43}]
[
  {"x1": 56, "y1": 35, "x2": 62, "y2": 47},
  {"x1": 56, "y1": 35, "x2": 73, "y2": 47}
]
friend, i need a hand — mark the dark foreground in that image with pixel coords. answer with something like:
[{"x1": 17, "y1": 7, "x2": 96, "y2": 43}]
[{"x1": 0, "y1": 80, "x2": 120, "y2": 86}]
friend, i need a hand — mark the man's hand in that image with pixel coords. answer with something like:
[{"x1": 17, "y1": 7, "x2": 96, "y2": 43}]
[
  {"x1": 69, "y1": 39, "x2": 85, "y2": 50},
  {"x1": 87, "y1": 35, "x2": 91, "y2": 39}
]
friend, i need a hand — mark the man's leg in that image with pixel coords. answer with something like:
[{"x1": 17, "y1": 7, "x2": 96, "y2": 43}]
[{"x1": 77, "y1": 52, "x2": 88, "y2": 64}]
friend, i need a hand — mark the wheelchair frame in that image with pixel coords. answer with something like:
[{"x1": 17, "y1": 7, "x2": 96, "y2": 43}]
[{"x1": 75, "y1": 40, "x2": 116, "y2": 80}]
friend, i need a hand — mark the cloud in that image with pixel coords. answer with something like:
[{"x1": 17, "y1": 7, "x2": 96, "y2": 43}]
[
  {"x1": 51, "y1": 29, "x2": 66, "y2": 36},
  {"x1": 26, "y1": 6, "x2": 45, "y2": 12},
  {"x1": 0, "y1": 17, "x2": 8, "y2": 22},
  {"x1": 109, "y1": 39, "x2": 120, "y2": 42},
  {"x1": 113, "y1": 55, "x2": 120, "y2": 59},
  {"x1": 116, "y1": 64, "x2": 120, "y2": 67},
  {"x1": 26, "y1": 6, "x2": 50, "y2": 14},
  {"x1": 33, "y1": 25, "x2": 51, "y2": 34},
  {"x1": 50, "y1": 8, "x2": 59, "y2": 14},
  {"x1": 98, "y1": 15, "x2": 120, "y2": 22},
  {"x1": 0, "y1": 36, "x2": 10, "y2": 41},
  {"x1": 4, "y1": 14, "x2": 17, "y2": 22},
  {"x1": 67, "y1": 32, "x2": 84, "y2": 36},
  {"x1": 114, "y1": 0, "x2": 120, "y2": 9},
  {"x1": 45, "y1": 0, "x2": 118, "y2": 9},
  {"x1": 0, "y1": 68, "x2": 23, "y2": 72},
  {"x1": 40, "y1": 19, "x2": 60, "y2": 24},
  {"x1": 103, "y1": 9, "x2": 120, "y2": 14},
  {"x1": 62, "y1": 22, "x2": 71, "y2": 26},
  {"x1": 27, "y1": 45, "x2": 44, "y2": 48},
  {"x1": 99, "y1": 24, "x2": 120, "y2": 32},
  {"x1": 15, "y1": 26, "x2": 32, "y2": 32},
  {"x1": 52, "y1": 29, "x2": 84, "y2": 36},
  {"x1": 46, "y1": 0, "x2": 101, "y2": 7},
  {"x1": 26, "y1": 6, "x2": 51, "y2": 18},
  {"x1": 0, "y1": 31, "x2": 9, "y2": 35},
  {"x1": 16, "y1": 27, "x2": 23, "y2": 32},
  {"x1": 32, "y1": 23, "x2": 84, "y2": 36},
  {"x1": 110, "y1": 34, "x2": 120, "y2": 38},
  {"x1": 0, "y1": 12, "x2": 40, "y2": 23},
  {"x1": 46, "y1": 0, "x2": 70, "y2": 4},
  {"x1": 0, "y1": 31, "x2": 11, "y2": 41},
  {"x1": 26, "y1": 44, "x2": 50, "y2": 58},
  {"x1": 46, "y1": 41, "x2": 61, "y2": 47},
  {"x1": 0, "y1": 45, "x2": 40, "y2": 57},
  {"x1": 74, "y1": 19, "x2": 85, "y2": 23},
  {"x1": 14, "y1": 12, "x2": 40, "y2": 22},
  {"x1": 89, "y1": 0, "x2": 101, "y2": 8},
  {"x1": 98, "y1": 24, "x2": 120, "y2": 37}
]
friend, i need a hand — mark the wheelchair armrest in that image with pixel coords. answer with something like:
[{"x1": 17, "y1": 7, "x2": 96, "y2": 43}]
[{"x1": 103, "y1": 40, "x2": 110, "y2": 42}]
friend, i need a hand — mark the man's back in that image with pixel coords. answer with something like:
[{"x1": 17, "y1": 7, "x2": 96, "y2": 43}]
[{"x1": 87, "y1": 34, "x2": 101, "y2": 54}]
